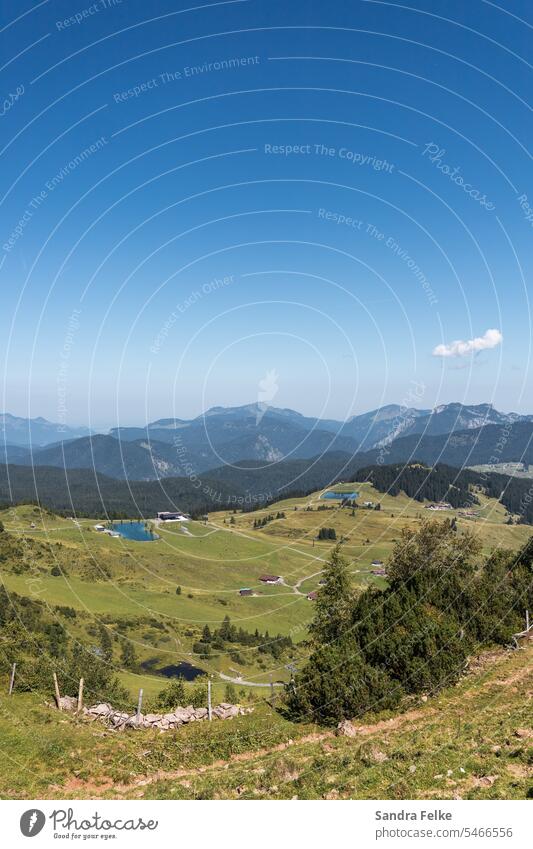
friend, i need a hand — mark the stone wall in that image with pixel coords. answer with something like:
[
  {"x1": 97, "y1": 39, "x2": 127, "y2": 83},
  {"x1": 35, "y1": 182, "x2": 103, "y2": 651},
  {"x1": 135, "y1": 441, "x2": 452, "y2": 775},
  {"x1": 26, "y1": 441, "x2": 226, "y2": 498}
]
[{"x1": 56, "y1": 696, "x2": 252, "y2": 731}]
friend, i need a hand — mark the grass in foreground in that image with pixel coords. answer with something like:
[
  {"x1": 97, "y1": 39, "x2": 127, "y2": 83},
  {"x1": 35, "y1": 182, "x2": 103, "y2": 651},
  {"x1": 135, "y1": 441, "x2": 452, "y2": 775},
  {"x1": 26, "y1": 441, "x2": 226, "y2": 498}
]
[{"x1": 0, "y1": 644, "x2": 530, "y2": 800}]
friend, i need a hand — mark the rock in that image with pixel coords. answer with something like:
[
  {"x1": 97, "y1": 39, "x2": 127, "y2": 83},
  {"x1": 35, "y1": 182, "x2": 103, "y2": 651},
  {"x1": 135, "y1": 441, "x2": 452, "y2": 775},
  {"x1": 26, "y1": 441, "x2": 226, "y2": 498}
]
[
  {"x1": 144, "y1": 714, "x2": 163, "y2": 724},
  {"x1": 515, "y1": 728, "x2": 530, "y2": 739},
  {"x1": 217, "y1": 705, "x2": 240, "y2": 720},
  {"x1": 174, "y1": 708, "x2": 192, "y2": 723},
  {"x1": 477, "y1": 775, "x2": 498, "y2": 787},
  {"x1": 365, "y1": 748, "x2": 388, "y2": 764},
  {"x1": 193, "y1": 708, "x2": 208, "y2": 720},
  {"x1": 420, "y1": 695, "x2": 428, "y2": 703},
  {"x1": 58, "y1": 696, "x2": 78, "y2": 711},
  {"x1": 110, "y1": 711, "x2": 129, "y2": 726},
  {"x1": 409, "y1": 765, "x2": 417, "y2": 774},
  {"x1": 336, "y1": 719, "x2": 358, "y2": 737},
  {"x1": 90, "y1": 703, "x2": 112, "y2": 716}
]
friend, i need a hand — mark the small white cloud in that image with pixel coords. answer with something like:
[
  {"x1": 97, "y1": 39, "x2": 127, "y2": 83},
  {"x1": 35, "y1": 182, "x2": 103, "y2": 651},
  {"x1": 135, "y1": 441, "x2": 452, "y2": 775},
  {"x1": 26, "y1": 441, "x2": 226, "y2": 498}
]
[{"x1": 432, "y1": 328, "x2": 502, "y2": 358}]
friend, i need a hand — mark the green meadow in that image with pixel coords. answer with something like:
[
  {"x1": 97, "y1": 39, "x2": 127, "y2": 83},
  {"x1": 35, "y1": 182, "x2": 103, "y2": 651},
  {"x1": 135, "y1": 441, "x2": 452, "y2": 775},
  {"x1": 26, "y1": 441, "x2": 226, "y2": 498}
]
[{"x1": 1, "y1": 479, "x2": 530, "y2": 696}]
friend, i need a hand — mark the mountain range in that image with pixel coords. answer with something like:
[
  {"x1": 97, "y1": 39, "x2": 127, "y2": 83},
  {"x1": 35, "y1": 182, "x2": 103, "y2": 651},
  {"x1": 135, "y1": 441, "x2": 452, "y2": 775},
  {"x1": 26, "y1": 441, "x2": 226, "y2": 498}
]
[
  {"x1": 2, "y1": 402, "x2": 532, "y2": 481},
  {"x1": 0, "y1": 413, "x2": 93, "y2": 448}
]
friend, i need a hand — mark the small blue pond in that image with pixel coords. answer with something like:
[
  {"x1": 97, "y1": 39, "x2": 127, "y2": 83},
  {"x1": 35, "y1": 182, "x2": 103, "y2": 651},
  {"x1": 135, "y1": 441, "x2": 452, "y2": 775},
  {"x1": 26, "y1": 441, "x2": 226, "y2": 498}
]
[
  {"x1": 108, "y1": 521, "x2": 158, "y2": 541},
  {"x1": 320, "y1": 490, "x2": 359, "y2": 500}
]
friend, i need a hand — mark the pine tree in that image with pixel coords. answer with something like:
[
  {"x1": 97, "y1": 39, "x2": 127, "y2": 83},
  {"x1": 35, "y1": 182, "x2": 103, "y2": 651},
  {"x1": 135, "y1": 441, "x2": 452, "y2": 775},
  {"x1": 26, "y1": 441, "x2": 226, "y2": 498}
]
[
  {"x1": 120, "y1": 638, "x2": 137, "y2": 670},
  {"x1": 387, "y1": 518, "x2": 480, "y2": 583},
  {"x1": 308, "y1": 544, "x2": 353, "y2": 645},
  {"x1": 219, "y1": 615, "x2": 234, "y2": 641},
  {"x1": 99, "y1": 626, "x2": 113, "y2": 662}
]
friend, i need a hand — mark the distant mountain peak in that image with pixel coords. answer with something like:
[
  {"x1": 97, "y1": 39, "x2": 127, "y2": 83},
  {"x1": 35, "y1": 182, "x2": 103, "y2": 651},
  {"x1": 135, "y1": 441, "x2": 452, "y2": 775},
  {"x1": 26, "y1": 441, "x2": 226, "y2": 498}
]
[
  {"x1": 0, "y1": 412, "x2": 93, "y2": 447},
  {"x1": 200, "y1": 403, "x2": 304, "y2": 419}
]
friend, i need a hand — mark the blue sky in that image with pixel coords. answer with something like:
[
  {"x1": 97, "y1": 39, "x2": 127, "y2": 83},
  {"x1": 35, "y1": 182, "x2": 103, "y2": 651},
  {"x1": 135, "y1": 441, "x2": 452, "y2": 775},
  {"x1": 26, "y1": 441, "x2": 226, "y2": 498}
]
[{"x1": 1, "y1": 0, "x2": 532, "y2": 427}]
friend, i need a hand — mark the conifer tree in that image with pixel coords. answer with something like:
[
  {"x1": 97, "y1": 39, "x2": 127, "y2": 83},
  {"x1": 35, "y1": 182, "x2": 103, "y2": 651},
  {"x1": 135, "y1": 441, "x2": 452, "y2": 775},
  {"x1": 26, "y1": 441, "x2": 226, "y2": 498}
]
[{"x1": 308, "y1": 544, "x2": 352, "y2": 645}]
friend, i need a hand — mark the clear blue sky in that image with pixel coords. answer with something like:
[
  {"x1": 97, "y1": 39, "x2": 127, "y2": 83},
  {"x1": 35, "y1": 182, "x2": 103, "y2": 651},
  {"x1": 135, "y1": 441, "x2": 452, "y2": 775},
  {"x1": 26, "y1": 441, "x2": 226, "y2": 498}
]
[{"x1": 1, "y1": 0, "x2": 531, "y2": 428}]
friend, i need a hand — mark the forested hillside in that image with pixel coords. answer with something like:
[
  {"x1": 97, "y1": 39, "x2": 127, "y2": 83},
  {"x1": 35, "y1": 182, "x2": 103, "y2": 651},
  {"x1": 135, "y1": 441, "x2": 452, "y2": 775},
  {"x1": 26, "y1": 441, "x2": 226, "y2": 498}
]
[
  {"x1": 355, "y1": 462, "x2": 479, "y2": 507},
  {"x1": 354, "y1": 462, "x2": 533, "y2": 524}
]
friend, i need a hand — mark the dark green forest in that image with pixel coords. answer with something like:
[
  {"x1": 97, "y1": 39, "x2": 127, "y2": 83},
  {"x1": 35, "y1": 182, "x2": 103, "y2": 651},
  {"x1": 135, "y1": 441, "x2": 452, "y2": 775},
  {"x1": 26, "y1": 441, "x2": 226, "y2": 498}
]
[
  {"x1": 286, "y1": 523, "x2": 533, "y2": 725},
  {"x1": 3, "y1": 457, "x2": 533, "y2": 525}
]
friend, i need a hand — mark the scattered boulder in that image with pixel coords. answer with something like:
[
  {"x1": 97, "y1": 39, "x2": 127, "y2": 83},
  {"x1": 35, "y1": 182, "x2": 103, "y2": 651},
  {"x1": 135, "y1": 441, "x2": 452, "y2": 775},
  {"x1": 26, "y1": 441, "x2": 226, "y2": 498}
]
[
  {"x1": 58, "y1": 695, "x2": 78, "y2": 711},
  {"x1": 362, "y1": 747, "x2": 389, "y2": 764},
  {"x1": 336, "y1": 719, "x2": 358, "y2": 737},
  {"x1": 514, "y1": 728, "x2": 531, "y2": 739}
]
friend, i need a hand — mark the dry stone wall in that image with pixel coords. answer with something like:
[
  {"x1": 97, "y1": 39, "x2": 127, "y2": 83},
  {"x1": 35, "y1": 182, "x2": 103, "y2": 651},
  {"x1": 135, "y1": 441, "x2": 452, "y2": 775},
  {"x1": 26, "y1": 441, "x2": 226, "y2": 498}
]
[{"x1": 56, "y1": 696, "x2": 252, "y2": 731}]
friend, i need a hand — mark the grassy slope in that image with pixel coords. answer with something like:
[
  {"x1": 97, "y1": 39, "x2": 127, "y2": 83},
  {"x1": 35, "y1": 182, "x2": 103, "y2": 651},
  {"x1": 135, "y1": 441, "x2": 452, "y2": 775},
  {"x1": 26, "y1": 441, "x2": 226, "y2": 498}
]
[
  {"x1": 1, "y1": 484, "x2": 530, "y2": 692},
  {"x1": 0, "y1": 645, "x2": 530, "y2": 800}
]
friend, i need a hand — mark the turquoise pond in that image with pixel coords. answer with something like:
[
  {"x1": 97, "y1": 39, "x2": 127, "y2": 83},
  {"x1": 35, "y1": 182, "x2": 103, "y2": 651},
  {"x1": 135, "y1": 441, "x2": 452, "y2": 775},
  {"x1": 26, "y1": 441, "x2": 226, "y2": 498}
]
[
  {"x1": 320, "y1": 491, "x2": 359, "y2": 500},
  {"x1": 108, "y1": 522, "x2": 158, "y2": 541}
]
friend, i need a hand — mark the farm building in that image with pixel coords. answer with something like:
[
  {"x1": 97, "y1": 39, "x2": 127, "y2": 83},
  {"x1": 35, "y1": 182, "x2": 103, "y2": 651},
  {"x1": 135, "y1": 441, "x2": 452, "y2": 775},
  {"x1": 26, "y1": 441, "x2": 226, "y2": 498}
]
[
  {"x1": 157, "y1": 511, "x2": 188, "y2": 521},
  {"x1": 425, "y1": 502, "x2": 452, "y2": 511},
  {"x1": 239, "y1": 588, "x2": 254, "y2": 596},
  {"x1": 259, "y1": 574, "x2": 281, "y2": 584},
  {"x1": 307, "y1": 591, "x2": 318, "y2": 601}
]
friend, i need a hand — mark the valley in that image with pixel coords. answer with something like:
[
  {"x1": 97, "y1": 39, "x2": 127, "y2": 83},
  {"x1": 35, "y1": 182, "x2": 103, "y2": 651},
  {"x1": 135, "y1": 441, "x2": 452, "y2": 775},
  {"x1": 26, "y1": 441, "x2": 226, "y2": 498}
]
[{"x1": 2, "y1": 470, "x2": 531, "y2": 698}]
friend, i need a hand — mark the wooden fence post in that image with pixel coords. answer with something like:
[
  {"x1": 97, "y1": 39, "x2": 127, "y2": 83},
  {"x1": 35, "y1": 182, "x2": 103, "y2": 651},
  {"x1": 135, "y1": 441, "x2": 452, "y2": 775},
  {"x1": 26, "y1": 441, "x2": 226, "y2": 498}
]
[
  {"x1": 136, "y1": 688, "x2": 143, "y2": 726},
  {"x1": 77, "y1": 678, "x2": 84, "y2": 713},
  {"x1": 53, "y1": 672, "x2": 62, "y2": 710},
  {"x1": 8, "y1": 662, "x2": 16, "y2": 695},
  {"x1": 207, "y1": 678, "x2": 212, "y2": 721}
]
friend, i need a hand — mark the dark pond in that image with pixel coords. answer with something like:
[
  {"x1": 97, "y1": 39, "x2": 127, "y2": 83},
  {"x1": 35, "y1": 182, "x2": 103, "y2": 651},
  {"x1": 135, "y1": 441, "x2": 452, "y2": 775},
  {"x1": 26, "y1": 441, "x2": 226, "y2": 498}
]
[{"x1": 141, "y1": 659, "x2": 205, "y2": 681}]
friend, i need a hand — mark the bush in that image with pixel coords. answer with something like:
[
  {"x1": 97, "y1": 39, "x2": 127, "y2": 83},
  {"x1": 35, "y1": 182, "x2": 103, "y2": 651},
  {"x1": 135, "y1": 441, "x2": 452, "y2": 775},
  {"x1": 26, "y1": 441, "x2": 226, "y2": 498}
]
[
  {"x1": 188, "y1": 680, "x2": 208, "y2": 708},
  {"x1": 224, "y1": 683, "x2": 237, "y2": 702},
  {"x1": 286, "y1": 640, "x2": 401, "y2": 725},
  {"x1": 153, "y1": 679, "x2": 186, "y2": 710},
  {"x1": 192, "y1": 641, "x2": 211, "y2": 657}
]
